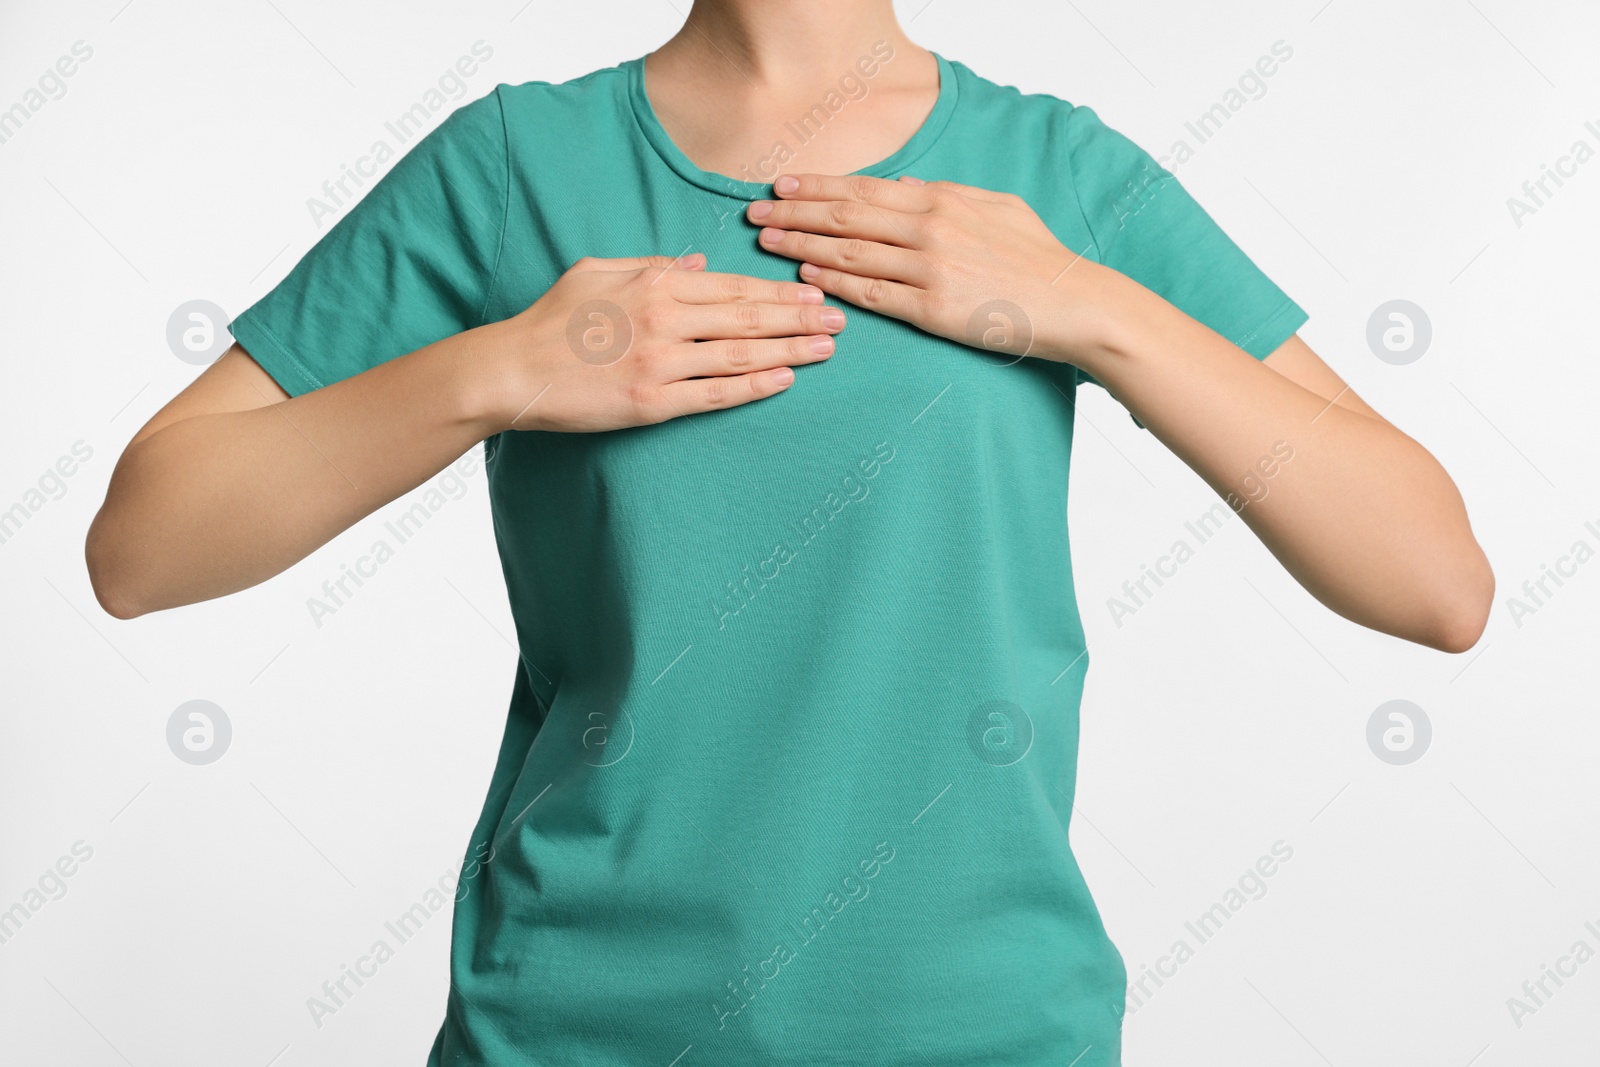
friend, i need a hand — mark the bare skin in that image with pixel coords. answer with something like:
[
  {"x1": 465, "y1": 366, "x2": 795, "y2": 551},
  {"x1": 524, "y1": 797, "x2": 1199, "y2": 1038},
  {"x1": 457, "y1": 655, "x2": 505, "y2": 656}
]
[{"x1": 87, "y1": 0, "x2": 1493, "y2": 654}]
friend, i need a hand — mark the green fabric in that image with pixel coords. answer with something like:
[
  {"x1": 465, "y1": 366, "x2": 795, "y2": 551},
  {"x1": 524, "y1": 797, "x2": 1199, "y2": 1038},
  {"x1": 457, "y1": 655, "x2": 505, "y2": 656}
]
[{"x1": 230, "y1": 50, "x2": 1307, "y2": 1067}]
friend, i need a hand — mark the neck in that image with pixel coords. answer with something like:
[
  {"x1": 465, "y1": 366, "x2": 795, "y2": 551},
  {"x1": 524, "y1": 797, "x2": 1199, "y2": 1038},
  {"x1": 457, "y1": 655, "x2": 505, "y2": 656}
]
[
  {"x1": 654, "y1": 0, "x2": 918, "y2": 86},
  {"x1": 641, "y1": 1, "x2": 940, "y2": 183}
]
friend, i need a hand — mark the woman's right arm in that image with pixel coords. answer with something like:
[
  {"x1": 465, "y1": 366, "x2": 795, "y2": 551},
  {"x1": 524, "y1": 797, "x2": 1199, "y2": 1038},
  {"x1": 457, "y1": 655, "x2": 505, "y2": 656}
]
[{"x1": 85, "y1": 254, "x2": 842, "y2": 619}]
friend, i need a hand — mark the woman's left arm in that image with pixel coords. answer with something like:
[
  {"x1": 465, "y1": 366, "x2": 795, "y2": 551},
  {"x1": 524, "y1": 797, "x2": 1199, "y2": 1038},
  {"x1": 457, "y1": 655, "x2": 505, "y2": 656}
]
[{"x1": 750, "y1": 173, "x2": 1494, "y2": 654}]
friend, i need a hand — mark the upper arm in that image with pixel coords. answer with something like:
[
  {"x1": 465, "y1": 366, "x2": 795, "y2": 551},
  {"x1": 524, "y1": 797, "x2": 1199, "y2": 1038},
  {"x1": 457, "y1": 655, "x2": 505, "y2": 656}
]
[
  {"x1": 1061, "y1": 103, "x2": 1309, "y2": 402},
  {"x1": 225, "y1": 87, "x2": 509, "y2": 402},
  {"x1": 128, "y1": 343, "x2": 287, "y2": 450},
  {"x1": 1262, "y1": 332, "x2": 1387, "y2": 423},
  {"x1": 131, "y1": 88, "x2": 508, "y2": 452}
]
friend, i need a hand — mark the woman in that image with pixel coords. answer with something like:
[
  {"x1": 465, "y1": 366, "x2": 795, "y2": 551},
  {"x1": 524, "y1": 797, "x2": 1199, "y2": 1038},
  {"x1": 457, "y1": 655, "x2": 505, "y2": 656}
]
[{"x1": 85, "y1": 2, "x2": 1493, "y2": 1063}]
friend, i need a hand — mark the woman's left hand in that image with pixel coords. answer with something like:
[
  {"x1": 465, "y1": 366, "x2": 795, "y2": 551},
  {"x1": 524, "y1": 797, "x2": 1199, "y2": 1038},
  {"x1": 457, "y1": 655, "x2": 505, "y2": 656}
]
[{"x1": 747, "y1": 173, "x2": 1121, "y2": 365}]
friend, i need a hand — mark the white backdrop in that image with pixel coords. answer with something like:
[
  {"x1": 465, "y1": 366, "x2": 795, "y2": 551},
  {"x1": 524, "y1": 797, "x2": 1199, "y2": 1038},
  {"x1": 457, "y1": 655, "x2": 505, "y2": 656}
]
[{"x1": 2, "y1": 0, "x2": 1596, "y2": 1063}]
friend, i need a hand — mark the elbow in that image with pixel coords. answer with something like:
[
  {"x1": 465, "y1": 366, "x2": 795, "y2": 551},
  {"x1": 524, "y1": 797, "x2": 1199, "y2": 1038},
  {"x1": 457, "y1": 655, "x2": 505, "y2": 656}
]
[
  {"x1": 1424, "y1": 551, "x2": 1495, "y2": 654},
  {"x1": 85, "y1": 517, "x2": 146, "y2": 621},
  {"x1": 95, "y1": 586, "x2": 145, "y2": 622}
]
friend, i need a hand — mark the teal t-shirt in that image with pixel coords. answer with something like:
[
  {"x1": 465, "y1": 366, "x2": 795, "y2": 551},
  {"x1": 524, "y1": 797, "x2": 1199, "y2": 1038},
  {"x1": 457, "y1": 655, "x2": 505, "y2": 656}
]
[{"x1": 230, "y1": 50, "x2": 1307, "y2": 1067}]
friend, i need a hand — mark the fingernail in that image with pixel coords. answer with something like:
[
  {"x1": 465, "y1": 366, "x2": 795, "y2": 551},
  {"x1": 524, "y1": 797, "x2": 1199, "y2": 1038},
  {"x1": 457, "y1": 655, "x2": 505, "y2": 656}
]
[
  {"x1": 770, "y1": 366, "x2": 795, "y2": 385},
  {"x1": 747, "y1": 200, "x2": 773, "y2": 221},
  {"x1": 797, "y1": 285, "x2": 824, "y2": 304},
  {"x1": 798, "y1": 262, "x2": 821, "y2": 280},
  {"x1": 809, "y1": 334, "x2": 834, "y2": 354},
  {"x1": 760, "y1": 227, "x2": 784, "y2": 245},
  {"x1": 774, "y1": 175, "x2": 799, "y2": 195},
  {"x1": 821, "y1": 307, "x2": 845, "y2": 329}
]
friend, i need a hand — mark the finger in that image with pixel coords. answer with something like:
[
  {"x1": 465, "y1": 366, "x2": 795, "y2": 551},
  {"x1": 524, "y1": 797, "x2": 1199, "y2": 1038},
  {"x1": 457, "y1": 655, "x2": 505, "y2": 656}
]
[
  {"x1": 669, "y1": 334, "x2": 834, "y2": 379},
  {"x1": 746, "y1": 197, "x2": 919, "y2": 247},
  {"x1": 759, "y1": 226, "x2": 926, "y2": 284},
  {"x1": 649, "y1": 366, "x2": 797, "y2": 420},
  {"x1": 797, "y1": 263, "x2": 922, "y2": 320},
  {"x1": 574, "y1": 252, "x2": 705, "y2": 273},
  {"x1": 665, "y1": 269, "x2": 825, "y2": 305},
  {"x1": 773, "y1": 172, "x2": 932, "y2": 213},
  {"x1": 672, "y1": 301, "x2": 846, "y2": 341},
  {"x1": 915, "y1": 178, "x2": 1015, "y2": 204}
]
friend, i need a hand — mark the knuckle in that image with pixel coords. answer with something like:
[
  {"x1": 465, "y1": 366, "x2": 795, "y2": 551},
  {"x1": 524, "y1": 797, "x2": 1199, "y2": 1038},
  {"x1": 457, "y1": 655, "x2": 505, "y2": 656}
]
[
  {"x1": 633, "y1": 342, "x2": 667, "y2": 374},
  {"x1": 734, "y1": 302, "x2": 762, "y2": 333},
  {"x1": 621, "y1": 268, "x2": 652, "y2": 295},
  {"x1": 723, "y1": 340, "x2": 753, "y2": 369},
  {"x1": 701, "y1": 377, "x2": 731, "y2": 408},
  {"x1": 840, "y1": 238, "x2": 869, "y2": 265},
  {"x1": 827, "y1": 200, "x2": 857, "y2": 229},
  {"x1": 847, "y1": 175, "x2": 878, "y2": 204},
  {"x1": 634, "y1": 297, "x2": 672, "y2": 335},
  {"x1": 860, "y1": 277, "x2": 889, "y2": 307},
  {"x1": 721, "y1": 272, "x2": 751, "y2": 301},
  {"x1": 626, "y1": 381, "x2": 664, "y2": 420}
]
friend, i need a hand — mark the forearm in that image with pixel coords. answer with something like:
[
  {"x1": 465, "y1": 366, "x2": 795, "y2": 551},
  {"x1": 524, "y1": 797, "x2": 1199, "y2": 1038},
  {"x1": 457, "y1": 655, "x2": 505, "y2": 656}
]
[
  {"x1": 1070, "y1": 273, "x2": 1493, "y2": 652},
  {"x1": 88, "y1": 321, "x2": 520, "y2": 618}
]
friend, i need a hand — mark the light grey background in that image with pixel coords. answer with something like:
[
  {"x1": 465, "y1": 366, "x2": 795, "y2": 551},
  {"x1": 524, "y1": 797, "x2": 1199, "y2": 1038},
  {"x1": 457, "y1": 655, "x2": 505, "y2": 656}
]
[{"x1": 2, "y1": 0, "x2": 1596, "y2": 1063}]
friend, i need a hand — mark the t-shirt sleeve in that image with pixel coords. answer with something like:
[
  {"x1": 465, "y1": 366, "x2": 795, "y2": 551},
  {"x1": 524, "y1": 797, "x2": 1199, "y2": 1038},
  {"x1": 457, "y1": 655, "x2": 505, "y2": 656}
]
[
  {"x1": 227, "y1": 86, "x2": 510, "y2": 398},
  {"x1": 1061, "y1": 103, "x2": 1308, "y2": 400}
]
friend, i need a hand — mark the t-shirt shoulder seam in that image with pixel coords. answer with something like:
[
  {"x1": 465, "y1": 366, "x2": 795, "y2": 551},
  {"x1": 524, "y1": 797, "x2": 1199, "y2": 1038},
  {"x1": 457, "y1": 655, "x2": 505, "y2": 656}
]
[
  {"x1": 944, "y1": 57, "x2": 1075, "y2": 109},
  {"x1": 1056, "y1": 105, "x2": 1103, "y2": 263},
  {"x1": 499, "y1": 64, "x2": 627, "y2": 94},
  {"x1": 479, "y1": 85, "x2": 512, "y2": 328}
]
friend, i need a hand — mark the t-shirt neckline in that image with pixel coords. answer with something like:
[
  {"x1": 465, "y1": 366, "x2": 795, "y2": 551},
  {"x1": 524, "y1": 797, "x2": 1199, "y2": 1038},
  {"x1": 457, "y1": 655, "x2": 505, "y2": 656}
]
[{"x1": 625, "y1": 50, "x2": 960, "y2": 201}]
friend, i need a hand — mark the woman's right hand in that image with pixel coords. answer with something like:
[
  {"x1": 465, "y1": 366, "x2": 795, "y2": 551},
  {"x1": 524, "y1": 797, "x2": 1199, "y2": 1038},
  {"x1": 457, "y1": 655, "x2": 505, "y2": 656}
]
[{"x1": 486, "y1": 252, "x2": 846, "y2": 433}]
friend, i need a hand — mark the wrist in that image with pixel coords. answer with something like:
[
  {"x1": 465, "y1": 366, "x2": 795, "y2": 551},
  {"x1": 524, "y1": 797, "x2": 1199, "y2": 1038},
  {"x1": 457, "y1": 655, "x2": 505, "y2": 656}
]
[
  {"x1": 1034, "y1": 265, "x2": 1162, "y2": 379},
  {"x1": 463, "y1": 315, "x2": 554, "y2": 435}
]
